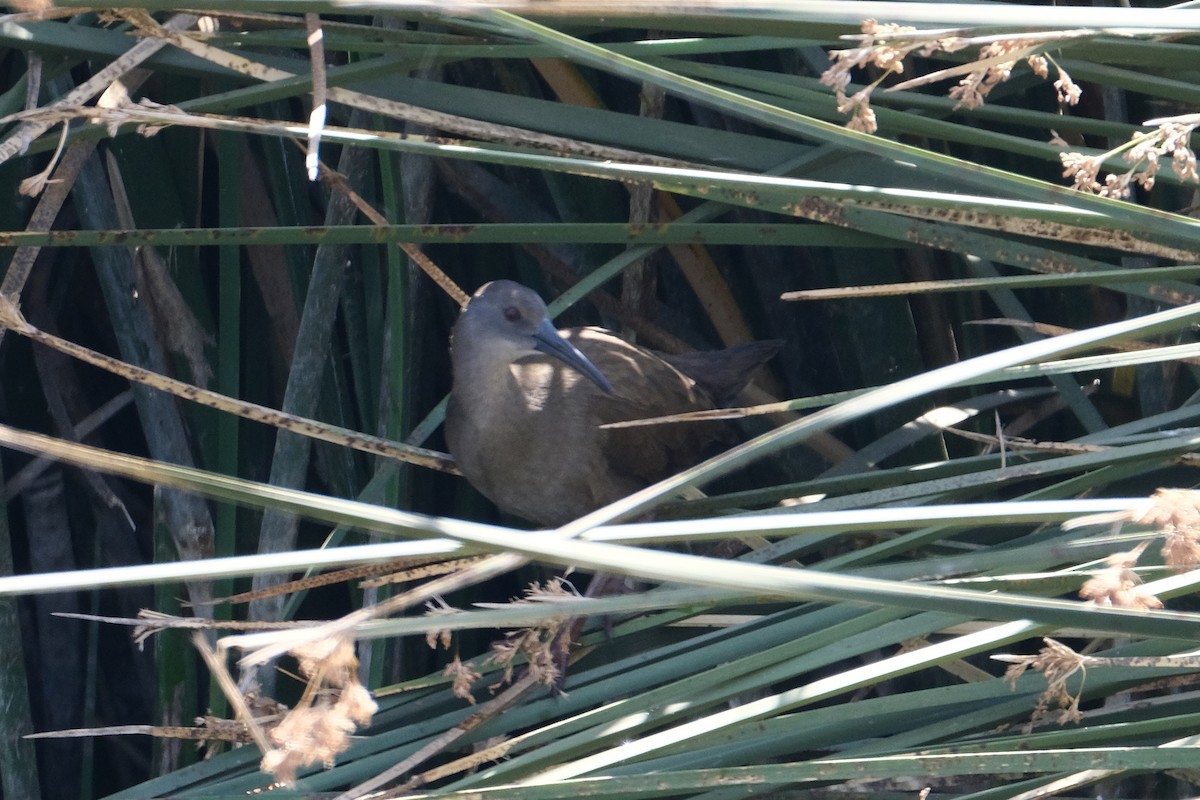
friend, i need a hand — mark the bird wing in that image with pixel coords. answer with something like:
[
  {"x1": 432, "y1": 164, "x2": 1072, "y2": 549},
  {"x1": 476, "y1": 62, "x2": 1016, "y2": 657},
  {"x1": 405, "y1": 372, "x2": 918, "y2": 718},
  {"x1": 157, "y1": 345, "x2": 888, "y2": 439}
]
[{"x1": 567, "y1": 328, "x2": 731, "y2": 488}]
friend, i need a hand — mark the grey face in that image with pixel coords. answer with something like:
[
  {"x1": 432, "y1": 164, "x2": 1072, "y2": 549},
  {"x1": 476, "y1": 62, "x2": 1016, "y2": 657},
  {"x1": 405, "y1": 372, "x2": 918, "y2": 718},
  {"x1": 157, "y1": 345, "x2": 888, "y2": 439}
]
[{"x1": 462, "y1": 281, "x2": 613, "y2": 393}]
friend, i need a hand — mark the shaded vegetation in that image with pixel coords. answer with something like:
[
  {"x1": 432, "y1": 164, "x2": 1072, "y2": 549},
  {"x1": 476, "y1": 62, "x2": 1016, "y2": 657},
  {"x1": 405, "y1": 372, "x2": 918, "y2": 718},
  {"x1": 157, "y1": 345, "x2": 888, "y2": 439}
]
[{"x1": 2, "y1": 2, "x2": 1200, "y2": 798}]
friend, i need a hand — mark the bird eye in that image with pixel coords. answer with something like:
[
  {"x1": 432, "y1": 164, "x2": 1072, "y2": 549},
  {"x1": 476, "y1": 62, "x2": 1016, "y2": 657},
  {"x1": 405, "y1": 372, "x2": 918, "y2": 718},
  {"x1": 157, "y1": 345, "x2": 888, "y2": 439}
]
[{"x1": 503, "y1": 306, "x2": 521, "y2": 322}]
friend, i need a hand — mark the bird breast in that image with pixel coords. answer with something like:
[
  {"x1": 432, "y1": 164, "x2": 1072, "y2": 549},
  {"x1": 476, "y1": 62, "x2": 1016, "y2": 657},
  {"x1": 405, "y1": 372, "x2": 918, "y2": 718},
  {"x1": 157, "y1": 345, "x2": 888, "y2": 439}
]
[{"x1": 507, "y1": 358, "x2": 589, "y2": 413}]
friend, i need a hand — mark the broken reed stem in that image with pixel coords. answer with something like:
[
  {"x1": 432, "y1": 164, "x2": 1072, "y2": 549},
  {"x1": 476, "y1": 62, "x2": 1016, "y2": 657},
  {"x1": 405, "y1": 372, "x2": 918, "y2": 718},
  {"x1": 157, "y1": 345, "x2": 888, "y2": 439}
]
[
  {"x1": 336, "y1": 669, "x2": 542, "y2": 800},
  {"x1": 192, "y1": 631, "x2": 273, "y2": 755}
]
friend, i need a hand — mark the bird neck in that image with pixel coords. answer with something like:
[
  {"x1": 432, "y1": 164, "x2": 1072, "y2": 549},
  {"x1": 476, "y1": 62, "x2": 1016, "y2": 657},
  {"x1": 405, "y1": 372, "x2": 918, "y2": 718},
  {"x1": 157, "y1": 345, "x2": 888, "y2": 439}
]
[{"x1": 450, "y1": 330, "x2": 537, "y2": 413}]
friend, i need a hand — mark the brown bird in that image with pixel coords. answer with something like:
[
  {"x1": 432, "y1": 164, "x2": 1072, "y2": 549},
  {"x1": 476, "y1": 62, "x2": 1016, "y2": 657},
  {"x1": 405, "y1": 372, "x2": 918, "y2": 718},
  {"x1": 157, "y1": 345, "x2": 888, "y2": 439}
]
[{"x1": 445, "y1": 280, "x2": 781, "y2": 527}]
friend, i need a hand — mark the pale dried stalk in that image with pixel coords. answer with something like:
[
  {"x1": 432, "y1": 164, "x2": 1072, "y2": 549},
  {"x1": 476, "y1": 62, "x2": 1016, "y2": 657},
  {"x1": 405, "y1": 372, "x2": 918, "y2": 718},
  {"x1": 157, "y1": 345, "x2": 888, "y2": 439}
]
[
  {"x1": 0, "y1": 12, "x2": 197, "y2": 165},
  {"x1": 0, "y1": 295, "x2": 455, "y2": 472},
  {"x1": 121, "y1": 11, "x2": 683, "y2": 166}
]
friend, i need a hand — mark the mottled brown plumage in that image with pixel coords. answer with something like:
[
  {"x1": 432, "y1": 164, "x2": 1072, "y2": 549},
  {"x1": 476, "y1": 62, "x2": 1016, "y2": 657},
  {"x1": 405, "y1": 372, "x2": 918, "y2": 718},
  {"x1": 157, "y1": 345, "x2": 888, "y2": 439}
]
[{"x1": 445, "y1": 280, "x2": 780, "y2": 527}]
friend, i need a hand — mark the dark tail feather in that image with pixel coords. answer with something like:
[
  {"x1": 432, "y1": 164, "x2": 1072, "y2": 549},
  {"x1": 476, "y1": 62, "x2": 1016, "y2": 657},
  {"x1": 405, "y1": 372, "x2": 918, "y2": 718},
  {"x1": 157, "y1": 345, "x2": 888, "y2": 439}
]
[{"x1": 660, "y1": 340, "x2": 783, "y2": 406}]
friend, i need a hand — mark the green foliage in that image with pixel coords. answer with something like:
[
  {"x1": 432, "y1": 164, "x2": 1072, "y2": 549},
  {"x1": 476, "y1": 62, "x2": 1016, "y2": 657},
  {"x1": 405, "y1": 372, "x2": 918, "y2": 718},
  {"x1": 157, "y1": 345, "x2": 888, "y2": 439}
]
[{"x1": 2, "y1": 2, "x2": 1200, "y2": 798}]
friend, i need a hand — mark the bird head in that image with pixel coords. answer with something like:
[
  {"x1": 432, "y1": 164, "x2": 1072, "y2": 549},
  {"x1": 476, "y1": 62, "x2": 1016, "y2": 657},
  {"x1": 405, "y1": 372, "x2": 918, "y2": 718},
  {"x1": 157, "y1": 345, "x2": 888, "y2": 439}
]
[{"x1": 453, "y1": 280, "x2": 614, "y2": 394}]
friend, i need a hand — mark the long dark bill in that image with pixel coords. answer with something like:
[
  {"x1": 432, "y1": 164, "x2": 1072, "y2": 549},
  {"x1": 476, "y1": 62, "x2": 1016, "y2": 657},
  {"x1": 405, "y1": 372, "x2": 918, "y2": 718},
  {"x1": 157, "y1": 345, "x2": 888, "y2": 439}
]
[{"x1": 532, "y1": 320, "x2": 614, "y2": 394}]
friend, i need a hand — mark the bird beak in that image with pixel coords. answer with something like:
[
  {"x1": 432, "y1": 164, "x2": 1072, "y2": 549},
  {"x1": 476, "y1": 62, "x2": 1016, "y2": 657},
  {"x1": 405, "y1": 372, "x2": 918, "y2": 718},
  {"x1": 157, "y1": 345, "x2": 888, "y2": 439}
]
[{"x1": 532, "y1": 319, "x2": 614, "y2": 394}]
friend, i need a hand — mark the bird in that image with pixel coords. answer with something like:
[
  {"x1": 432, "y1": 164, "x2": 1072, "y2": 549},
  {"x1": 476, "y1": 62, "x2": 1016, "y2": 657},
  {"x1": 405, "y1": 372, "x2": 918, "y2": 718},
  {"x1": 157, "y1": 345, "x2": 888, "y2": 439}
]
[{"x1": 445, "y1": 280, "x2": 781, "y2": 527}]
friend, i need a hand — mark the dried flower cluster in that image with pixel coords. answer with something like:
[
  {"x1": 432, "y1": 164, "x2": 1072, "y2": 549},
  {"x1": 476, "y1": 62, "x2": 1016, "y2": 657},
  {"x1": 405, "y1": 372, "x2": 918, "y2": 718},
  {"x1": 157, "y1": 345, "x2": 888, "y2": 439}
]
[
  {"x1": 418, "y1": 602, "x2": 473, "y2": 705},
  {"x1": 481, "y1": 580, "x2": 574, "y2": 694},
  {"x1": 821, "y1": 21, "x2": 1080, "y2": 133},
  {"x1": 429, "y1": 580, "x2": 574, "y2": 705},
  {"x1": 443, "y1": 654, "x2": 484, "y2": 704},
  {"x1": 1078, "y1": 541, "x2": 1164, "y2": 611},
  {"x1": 821, "y1": 19, "x2": 942, "y2": 134},
  {"x1": 1129, "y1": 488, "x2": 1200, "y2": 571},
  {"x1": 947, "y1": 40, "x2": 1045, "y2": 111},
  {"x1": 259, "y1": 634, "x2": 377, "y2": 786},
  {"x1": 1069, "y1": 486, "x2": 1200, "y2": 561},
  {"x1": 1062, "y1": 487, "x2": 1200, "y2": 610},
  {"x1": 424, "y1": 596, "x2": 458, "y2": 652},
  {"x1": 1059, "y1": 119, "x2": 1200, "y2": 199},
  {"x1": 1000, "y1": 637, "x2": 1088, "y2": 730}
]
